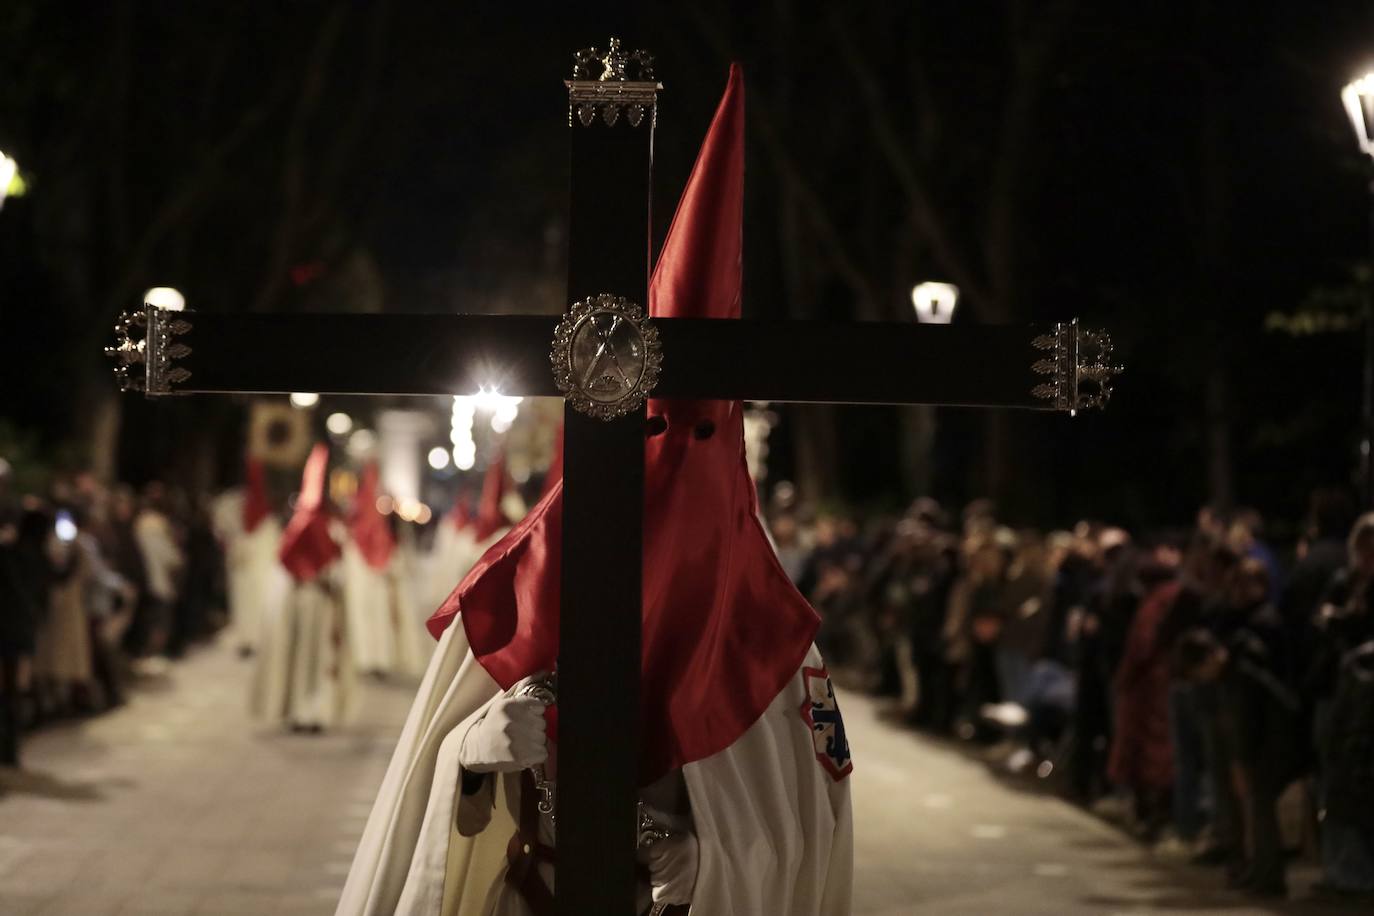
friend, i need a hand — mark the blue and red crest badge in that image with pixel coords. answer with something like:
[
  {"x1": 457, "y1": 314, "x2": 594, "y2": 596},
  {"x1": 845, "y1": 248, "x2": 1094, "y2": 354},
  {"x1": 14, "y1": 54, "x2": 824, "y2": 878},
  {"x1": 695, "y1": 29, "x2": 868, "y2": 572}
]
[{"x1": 800, "y1": 666, "x2": 852, "y2": 781}]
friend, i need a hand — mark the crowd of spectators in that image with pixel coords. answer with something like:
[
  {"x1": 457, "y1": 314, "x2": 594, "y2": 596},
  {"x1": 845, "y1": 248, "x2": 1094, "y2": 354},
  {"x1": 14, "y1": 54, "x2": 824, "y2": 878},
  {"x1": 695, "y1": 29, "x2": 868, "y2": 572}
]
[
  {"x1": 0, "y1": 466, "x2": 225, "y2": 769},
  {"x1": 769, "y1": 487, "x2": 1374, "y2": 902},
  {"x1": 6, "y1": 455, "x2": 1373, "y2": 902}
]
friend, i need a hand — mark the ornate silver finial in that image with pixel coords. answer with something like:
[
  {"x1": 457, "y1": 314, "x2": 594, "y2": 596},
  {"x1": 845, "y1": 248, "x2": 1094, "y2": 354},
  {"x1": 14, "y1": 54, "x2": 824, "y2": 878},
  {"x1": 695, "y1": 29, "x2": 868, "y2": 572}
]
[
  {"x1": 572, "y1": 37, "x2": 655, "y2": 82},
  {"x1": 1031, "y1": 320, "x2": 1122, "y2": 412},
  {"x1": 568, "y1": 38, "x2": 659, "y2": 128},
  {"x1": 551, "y1": 293, "x2": 662, "y2": 420},
  {"x1": 106, "y1": 304, "x2": 193, "y2": 395},
  {"x1": 106, "y1": 310, "x2": 149, "y2": 393}
]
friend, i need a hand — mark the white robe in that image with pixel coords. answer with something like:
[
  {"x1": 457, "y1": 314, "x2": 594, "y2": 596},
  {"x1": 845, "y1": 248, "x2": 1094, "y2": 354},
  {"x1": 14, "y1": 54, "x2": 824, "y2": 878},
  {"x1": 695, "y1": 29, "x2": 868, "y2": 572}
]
[
  {"x1": 389, "y1": 540, "x2": 433, "y2": 679},
  {"x1": 343, "y1": 540, "x2": 432, "y2": 679},
  {"x1": 344, "y1": 543, "x2": 397, "y2": 675},
  {"x1": 252, "y1": 570, "x2": 354, "y2": 729},
  {"x1": 336, "y1": 619, "x2": 853, "y2": 915},
  {"x1": 212, "y1": 490, "x2": 285, "y2": 654}
]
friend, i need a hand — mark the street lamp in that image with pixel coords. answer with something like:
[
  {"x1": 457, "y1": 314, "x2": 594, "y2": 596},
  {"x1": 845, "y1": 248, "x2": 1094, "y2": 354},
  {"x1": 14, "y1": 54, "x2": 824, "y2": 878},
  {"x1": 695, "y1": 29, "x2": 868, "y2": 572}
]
[
  {"x1": 907, "y1": 282, "x2": 959, "y2": 497},
  {"x1": 1342, "y1": 72, "x2": 1374, "y2": 505},
  {"x1": 911, "y1": 281, "x2": 959, "y2": 324},
  {"x1": 143, "y1": 287, "x2": 186, "y2": 311}
]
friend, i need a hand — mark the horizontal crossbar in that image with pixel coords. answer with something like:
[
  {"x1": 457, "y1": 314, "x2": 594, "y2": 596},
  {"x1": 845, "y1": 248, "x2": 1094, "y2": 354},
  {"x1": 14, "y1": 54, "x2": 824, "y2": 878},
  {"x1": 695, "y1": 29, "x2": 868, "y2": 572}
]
[{"x1": 159, "y1": 311, "x2": 1063, "y2": 409}]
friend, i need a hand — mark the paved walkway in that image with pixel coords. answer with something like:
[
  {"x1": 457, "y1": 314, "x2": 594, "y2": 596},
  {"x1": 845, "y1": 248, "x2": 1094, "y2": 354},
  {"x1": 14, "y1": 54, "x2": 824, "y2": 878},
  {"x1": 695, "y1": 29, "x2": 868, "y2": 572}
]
[{"x1": 0, "y1": 639, "x2": 1357, "y2": 915}]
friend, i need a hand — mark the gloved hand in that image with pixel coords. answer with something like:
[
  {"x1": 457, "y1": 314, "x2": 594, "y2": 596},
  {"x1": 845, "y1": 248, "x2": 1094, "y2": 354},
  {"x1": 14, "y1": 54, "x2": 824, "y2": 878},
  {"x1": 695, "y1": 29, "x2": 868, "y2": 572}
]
[
  {"x1": 458, "y1": 674, "x2": 550, "y2": 773},
  {"x1": 646, "y1": 831, "x2": 698, "y2": 905}
]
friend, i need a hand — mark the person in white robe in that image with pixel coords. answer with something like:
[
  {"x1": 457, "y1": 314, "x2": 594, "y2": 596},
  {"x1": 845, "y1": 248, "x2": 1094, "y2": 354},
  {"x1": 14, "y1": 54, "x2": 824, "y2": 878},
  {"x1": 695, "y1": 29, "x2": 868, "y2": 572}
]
[
  {"x1": 344, "y1": 464, "x2": 433, "y2": 679},
  {"x1": 424, "y1": 492, "x2": 478, "y2": 614},
  {"x1": 252, "y1": 443, "x2": 354, "y2": 731},
  {"x1": 425, "y1": 459, "x2": 517, "y2": 615},
  {"x1": 338, "y1": 64, "x2": 853, "y2": 915},
  {"x1": 343, "y1": 463, "x2": 399, "y2": 676},
  {"x1": 212, "y1": 457, "x2": 285, "y2": 656},
  {"x1": 387, "y1": 530, "x2": 432, "y2": 678}
]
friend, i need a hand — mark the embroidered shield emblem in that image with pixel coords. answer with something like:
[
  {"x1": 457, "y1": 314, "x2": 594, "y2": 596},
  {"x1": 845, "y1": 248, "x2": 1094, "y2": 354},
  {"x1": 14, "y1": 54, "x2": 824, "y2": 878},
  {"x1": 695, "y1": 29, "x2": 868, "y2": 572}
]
[{"x1": 800, "y1": 666, "x2": 852, "y2": 781}]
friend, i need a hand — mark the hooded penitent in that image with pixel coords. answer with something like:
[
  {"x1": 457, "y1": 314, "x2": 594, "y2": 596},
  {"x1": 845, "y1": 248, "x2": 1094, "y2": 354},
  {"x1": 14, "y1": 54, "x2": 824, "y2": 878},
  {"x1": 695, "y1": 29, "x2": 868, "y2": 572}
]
[
  {"x1": 351, "y1": 463, "x2": 396, "y2": 571},
  {"x1": 469, "y1": 456, "x2": 511, "y2": 544},
  {"x1": 279, "y1": 443, "x2": 340, "y2": 582},
  {"x1": 428, "y1": 64, "x2": 820, "y2": 785},
  {"x1": 338, "y1": 67, "x2": 852, "y2": 916}
]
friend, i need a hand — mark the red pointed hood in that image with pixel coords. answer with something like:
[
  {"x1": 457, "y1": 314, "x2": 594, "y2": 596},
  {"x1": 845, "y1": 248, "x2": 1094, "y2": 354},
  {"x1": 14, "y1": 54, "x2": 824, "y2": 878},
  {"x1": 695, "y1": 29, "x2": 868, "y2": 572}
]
[
  {"x1": 428, "y1": 66, "x2": 818, "y2": 784},
  {"x1": 243, "y1": 456, "x2": 272, "y2": 532},
  {"x1": 350, "y1": 463, "x2": 395, "y2": 570},
  {"x1": 471, "y1": 455, "x2": 511, "y2": 542},
  {"x1": 278, "y1": 443, "x2": 341, "y2": 583}
]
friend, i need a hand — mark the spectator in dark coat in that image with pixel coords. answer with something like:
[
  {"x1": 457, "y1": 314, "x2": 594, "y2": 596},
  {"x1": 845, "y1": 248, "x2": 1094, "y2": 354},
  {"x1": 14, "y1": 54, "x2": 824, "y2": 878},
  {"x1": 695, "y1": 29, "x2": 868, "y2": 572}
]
[
  {"x1": 1309, "y1": 513, "x2": 1374, "y2": 898},
  {"x1": 1176, "y1": 626, "x2": 1302, "y2": 898}
]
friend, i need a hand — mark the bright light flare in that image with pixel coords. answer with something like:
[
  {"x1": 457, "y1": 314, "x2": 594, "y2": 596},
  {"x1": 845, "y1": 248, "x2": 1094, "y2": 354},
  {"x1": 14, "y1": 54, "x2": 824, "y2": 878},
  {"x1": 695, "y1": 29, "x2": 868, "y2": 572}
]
[
  {"x1": 911, "y1": 282, "x2": 959, "y2": 324},
  {"x1": 326, "y1": 412, "x2": 353, "y2": 436},
  {"x1": 290, "y1": 392, "x2": 319, "y2": 409},
  {"x1": 428, "y1": 446, "x2": 451, "y2": 470},
  {"x1": 451, "y1": 386, "x2": 521, "y2": 468},
  {"x1": 144, "y1": 287, "x2": 186, "y2": 311},
  {"x1": 1343, "y1": 73, "x2": 1374, "y2": 157},
  {"x1": 0, "y1": 151, "x2": 19, "y2": 209}
]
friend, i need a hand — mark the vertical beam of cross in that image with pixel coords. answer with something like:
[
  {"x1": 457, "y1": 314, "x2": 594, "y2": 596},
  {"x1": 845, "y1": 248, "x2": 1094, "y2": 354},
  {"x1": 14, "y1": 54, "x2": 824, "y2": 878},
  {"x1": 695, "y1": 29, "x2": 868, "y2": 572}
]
[{"x1": 556, "y1": 84, "x2": 654, "y2": 914}]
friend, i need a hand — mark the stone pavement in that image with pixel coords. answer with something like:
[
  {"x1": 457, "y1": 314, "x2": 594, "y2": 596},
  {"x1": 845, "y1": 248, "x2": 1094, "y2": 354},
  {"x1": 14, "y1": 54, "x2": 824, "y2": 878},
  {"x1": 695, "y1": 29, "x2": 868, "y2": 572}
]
[{"x1": 0, "y1": 639, "x2": 1360, "y2": 915}]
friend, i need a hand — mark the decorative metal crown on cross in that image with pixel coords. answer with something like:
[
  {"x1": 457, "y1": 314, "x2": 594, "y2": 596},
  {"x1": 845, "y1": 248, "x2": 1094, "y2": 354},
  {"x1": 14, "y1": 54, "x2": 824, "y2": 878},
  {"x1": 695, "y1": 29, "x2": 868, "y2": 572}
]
[
  {"x1": 567, "y1": 36, "x2": 660, "y2": 128},
  {"x1": 105, "y1": 306, "x2": 192, "y2": 394}
]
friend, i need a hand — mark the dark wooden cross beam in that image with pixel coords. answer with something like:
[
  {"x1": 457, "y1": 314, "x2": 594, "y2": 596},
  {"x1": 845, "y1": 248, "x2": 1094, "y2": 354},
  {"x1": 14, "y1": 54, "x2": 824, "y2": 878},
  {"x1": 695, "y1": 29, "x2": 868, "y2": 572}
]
[{"x1": 107, "y1": 39, "x2": 1119, "y2": 916}]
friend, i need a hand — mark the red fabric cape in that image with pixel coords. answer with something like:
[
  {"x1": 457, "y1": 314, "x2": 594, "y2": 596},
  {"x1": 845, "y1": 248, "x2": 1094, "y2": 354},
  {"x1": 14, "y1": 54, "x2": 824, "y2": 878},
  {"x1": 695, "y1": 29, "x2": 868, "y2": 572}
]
[
  {"x1": 349, "y1": 463, "x2": 395, "y2": 571},
  {"x1": 242, "y1": 456, "x2": 272, "y2": 533},
  {"x1": 428, "y1": 66, "x2": 819, "y2": 784},
  {"x1": 279, "y1": 443, "x2": 341, "y2": 583}
]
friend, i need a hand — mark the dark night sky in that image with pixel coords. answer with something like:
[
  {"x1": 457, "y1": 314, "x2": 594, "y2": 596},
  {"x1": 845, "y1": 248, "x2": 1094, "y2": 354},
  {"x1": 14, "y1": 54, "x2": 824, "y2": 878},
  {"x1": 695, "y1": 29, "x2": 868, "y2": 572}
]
[{"x1": 4, "y1": 1, "x2": 1374, "y2": 532}]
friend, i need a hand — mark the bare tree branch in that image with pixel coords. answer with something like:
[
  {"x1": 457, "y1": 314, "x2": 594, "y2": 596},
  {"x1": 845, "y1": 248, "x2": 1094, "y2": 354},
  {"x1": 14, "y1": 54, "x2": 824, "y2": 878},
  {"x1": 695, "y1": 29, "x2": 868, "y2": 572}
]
[
  {"x1": 828, "y1": 9, "x2": 993, "y2": 313},
  {"x1": 249, "y1": 6, "x2": 349, "y2": 313}
]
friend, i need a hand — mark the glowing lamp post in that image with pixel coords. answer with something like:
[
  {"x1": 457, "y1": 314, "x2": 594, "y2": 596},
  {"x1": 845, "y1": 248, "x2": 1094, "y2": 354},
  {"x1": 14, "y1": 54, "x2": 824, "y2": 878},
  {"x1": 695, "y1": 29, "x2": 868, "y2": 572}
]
[
  {"x1": 911, "y1": 281, "x2": 959, "y2": 325},
  {"x1": 143, "y1": 287, "x2": 185, "y2": 311},
  {"x1": 1343, "y1": 73, "x2": 1374, "y2": 505},
  {"x1": 906, "y1": 282, "x2": 958, "y2": 495}
]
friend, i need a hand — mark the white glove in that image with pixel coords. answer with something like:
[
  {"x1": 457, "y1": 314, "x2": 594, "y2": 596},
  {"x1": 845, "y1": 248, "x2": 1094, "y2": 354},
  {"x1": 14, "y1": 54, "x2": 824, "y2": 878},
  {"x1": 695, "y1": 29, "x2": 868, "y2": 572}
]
[
  {"x1": 458, "y1": 675, "x2": 550, "y2": 773},
  {"x1": 646, "y1": 831, "x2": 698, "y2": 905}
]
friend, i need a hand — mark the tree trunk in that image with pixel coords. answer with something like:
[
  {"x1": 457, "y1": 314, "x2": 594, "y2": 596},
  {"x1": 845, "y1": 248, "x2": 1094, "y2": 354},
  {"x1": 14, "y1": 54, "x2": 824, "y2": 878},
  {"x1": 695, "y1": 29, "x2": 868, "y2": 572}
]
[
  {"x1": 84, "y1": 387, "x2": 123, "y2": 484},
  {"x1": 793, "y1": 406, "x2": 838, "y2": 508},
  {"x1": 897, "y1": 404, "x2": 936, "y2": 499}
]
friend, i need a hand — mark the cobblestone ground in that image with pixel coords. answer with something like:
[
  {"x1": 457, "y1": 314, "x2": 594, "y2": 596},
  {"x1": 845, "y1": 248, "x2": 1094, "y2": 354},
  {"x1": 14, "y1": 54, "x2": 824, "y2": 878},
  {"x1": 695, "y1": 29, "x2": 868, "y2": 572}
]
[{"x1": 0, "y1": 639, "x2": 1357, "y2": 915}]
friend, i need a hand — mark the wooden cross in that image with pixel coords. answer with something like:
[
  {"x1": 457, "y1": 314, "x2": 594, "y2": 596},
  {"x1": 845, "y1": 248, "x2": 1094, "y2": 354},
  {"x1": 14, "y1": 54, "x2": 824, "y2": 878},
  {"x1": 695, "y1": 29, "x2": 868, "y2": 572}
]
[{"x1": 107, "y1": 39, "x2": 1119, "y2": 915}]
